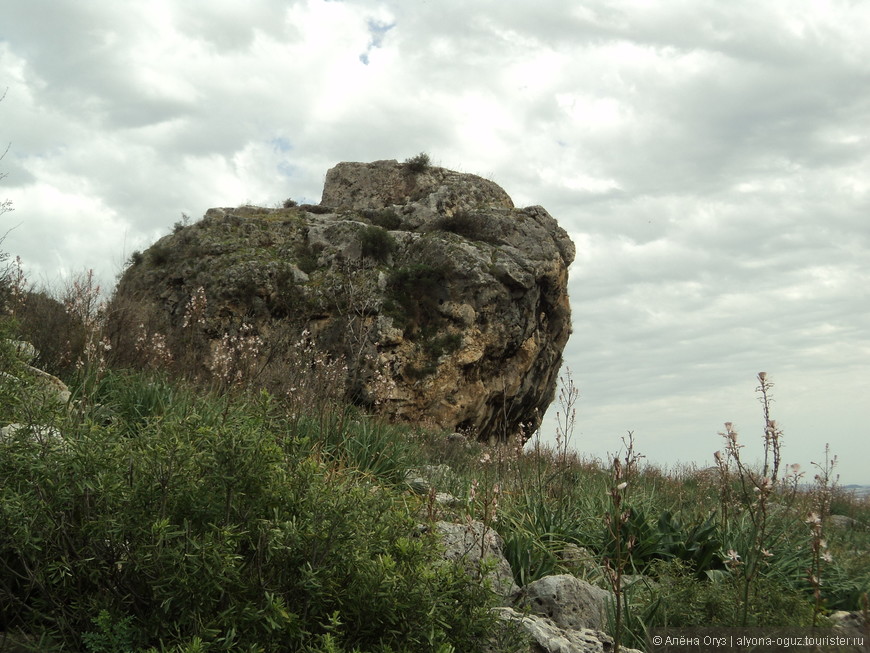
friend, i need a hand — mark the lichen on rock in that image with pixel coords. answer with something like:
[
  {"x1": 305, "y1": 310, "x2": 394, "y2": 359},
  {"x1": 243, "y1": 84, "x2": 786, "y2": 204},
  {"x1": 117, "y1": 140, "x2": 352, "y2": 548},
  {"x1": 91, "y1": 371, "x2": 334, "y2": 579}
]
[{"x1": 108, "y1": 159, "x2": 575, "y2": 443}]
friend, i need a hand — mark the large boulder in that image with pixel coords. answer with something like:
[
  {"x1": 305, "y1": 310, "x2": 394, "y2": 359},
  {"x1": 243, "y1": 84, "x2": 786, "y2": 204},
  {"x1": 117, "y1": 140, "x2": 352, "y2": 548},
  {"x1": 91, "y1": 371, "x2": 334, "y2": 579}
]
[{"x1": 107, "y1": 159, "x2": 574, "y2": 442}]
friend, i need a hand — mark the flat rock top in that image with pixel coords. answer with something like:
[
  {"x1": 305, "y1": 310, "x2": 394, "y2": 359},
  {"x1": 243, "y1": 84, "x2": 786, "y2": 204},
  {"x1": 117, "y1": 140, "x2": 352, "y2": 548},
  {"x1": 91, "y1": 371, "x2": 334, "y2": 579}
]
[{"x1": 321, "y1": 159, "x2": 515, "y2": 212}]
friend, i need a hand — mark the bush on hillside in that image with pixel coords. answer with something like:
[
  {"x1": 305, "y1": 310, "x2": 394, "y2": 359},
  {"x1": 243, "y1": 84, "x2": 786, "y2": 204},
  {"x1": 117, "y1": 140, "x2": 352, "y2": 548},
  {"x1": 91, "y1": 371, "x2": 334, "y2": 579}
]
[
  {"x1": 0, "y1": 371, "x2": 503, "y2": 652},
  {"x1": 403, "y1": 152, "x2": 431, "y2": 174}
]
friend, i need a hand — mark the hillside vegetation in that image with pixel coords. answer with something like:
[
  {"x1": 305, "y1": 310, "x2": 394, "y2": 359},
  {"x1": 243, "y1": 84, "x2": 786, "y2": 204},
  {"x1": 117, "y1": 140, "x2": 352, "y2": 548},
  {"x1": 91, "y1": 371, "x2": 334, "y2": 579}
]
[{"x1": 1, "y1": 255, "x2": 868, "y2": 652}]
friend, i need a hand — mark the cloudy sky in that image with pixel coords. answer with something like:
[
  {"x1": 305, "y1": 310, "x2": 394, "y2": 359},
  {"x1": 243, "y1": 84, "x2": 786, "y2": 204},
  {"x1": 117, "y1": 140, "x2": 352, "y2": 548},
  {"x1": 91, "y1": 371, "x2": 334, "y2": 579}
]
[{"x1": 2, "y1": 0, "x2": 868, "y2": 483}]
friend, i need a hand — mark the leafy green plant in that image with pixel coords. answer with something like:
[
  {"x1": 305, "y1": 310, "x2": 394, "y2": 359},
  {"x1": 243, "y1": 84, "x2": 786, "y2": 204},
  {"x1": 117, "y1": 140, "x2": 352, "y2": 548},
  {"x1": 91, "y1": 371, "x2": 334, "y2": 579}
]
[
  {"x1": 358, "y1": 225, "x2": 396, "y2": 263},
  {"x1": 81, "y1": 610, "x2": 137, "y2": 653},
  {"x1": 656, "y1": 511, "x2": 723, "y2": 577}
]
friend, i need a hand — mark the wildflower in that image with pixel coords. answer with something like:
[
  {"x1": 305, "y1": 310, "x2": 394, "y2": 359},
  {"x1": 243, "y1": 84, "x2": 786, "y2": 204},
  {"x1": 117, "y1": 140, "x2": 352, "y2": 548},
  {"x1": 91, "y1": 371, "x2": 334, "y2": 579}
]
[
  {"x1": 761, "y1": 548, "x2": 773, "y2": 558},
  {"x1": 616, "y1": 482, "x2": 628, "y2": 491},
  {"x1": 805, "y1": 512, "x2": 822, "y2": 526},
  {"x1": 479, "y1": 453, "x2": 491, "y2": 464},
  {"x1": 821, "y1": 551, "x2": 833, "y2": 563},
  {"x1": 468, "y1": 479, "x2": 478, "y2": 504}
]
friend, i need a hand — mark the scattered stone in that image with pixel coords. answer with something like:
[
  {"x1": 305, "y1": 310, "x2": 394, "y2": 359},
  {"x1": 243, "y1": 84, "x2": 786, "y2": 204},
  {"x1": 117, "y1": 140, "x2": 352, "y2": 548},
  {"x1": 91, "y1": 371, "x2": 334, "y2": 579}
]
[
  {"x1": 558, "y1": 544, "x2": 604, "y2": 581},
  {"x1": 827, "y1": 514, "x2": 860, "y2": 529},
  {"x1": 516, "y1": 574, "x2": 611, "y2": 632},
  {"x1": 492, "y1": 607, "x2": 643, "y2": 653},
  {"x1": 0, "y1": 422, "x2": 64, "y2": 444},
  {"x1": 830, "y1": 610, "x2": 868, "y2": 637},
  {"x1": 432, "y1": 520, "x2": 520, "y2": 602},
  {"x1": 8, "y1": 340, "x2": 38, "y2": 364}
]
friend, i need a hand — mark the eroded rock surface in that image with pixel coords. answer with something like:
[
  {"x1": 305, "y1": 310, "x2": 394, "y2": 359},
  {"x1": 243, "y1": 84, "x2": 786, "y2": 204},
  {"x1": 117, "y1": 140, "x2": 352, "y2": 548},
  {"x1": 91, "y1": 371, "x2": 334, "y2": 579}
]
[{"x1": 108, "y1": 159, "x2": 574, "y2": 442}]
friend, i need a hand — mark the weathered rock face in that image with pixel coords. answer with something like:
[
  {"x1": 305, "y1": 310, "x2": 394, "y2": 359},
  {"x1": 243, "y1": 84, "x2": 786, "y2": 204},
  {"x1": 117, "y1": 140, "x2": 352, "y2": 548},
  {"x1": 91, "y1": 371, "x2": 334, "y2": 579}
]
[{"x1": 108, "y1": 159, "x2": 574, "y2": 442}]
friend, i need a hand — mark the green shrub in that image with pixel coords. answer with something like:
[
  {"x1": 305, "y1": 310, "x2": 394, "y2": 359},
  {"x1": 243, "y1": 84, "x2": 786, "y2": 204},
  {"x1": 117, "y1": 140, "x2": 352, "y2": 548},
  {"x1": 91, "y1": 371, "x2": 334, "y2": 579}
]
[
  {"x1": 295, "y1": 241, "x2": 322, "y2": 274},
  {"x1": 636, "y1": 559, "x2": 816, "y2": 629},
  {"x1": 435, "y1": 211, "x2": 487, "y2": 241},
  {"x1": 423, "y1": 332, "x2": 462, "y2": 359},
  {"x1": 362, "y1": 209, "x2": 402, "y2": 230},
  {"x1": 297, "y1": 203, "x2": 331, "y2": 215},
  {"x1": 358, "y1": 225, "x2": 396, "y2": 263},
  {"x1": 385, "y1": 264, "x2": 446, "y2": 335},
  {"x1": 403, "y1": 152, "x2": 431, "y2": 173},
  {"x1": 147, "y1": 244, "x2": 171, "y2": 267},
  {"x1": 0, "y1": 374, "x2": 501, "y2": 651}
]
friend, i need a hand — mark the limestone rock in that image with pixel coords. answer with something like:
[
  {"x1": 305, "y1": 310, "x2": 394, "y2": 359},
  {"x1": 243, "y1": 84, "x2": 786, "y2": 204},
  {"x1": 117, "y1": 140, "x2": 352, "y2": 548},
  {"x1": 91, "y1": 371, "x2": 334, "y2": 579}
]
[
  {"x1": 0, "y1": 422, "x2": 64, "y2": 444},
  {"x1": 8, "y1": 340, "x2": 38, "y2": 364},
  {"x1": 431, "y1": 520, "x2": 519, "y2": 601},
  {"x1": 107, "y1": 160, "x2": 574, "y2": 442},
  {"x1": 830, "y1": 610, "x2": 868, "y2": 637},
  {"x1": 321, "y1": 159, "x2": 514, "y2": 215},
  {"x1": 1, "y1": 340, "x2": 71, "y2": 405},
  {"x1": 516, "y1": 575, "x2": 611, "y2": 632},
  {"x1": 492, "y1": 607, "x2": 643, "y2": 653}
]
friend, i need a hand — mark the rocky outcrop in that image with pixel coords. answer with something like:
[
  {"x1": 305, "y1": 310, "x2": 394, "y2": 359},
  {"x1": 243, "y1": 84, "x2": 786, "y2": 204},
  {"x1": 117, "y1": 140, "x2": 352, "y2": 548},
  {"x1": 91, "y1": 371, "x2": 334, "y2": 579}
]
[{"x1": 108, "y1": 159, "x2": 574, "y2": 442}]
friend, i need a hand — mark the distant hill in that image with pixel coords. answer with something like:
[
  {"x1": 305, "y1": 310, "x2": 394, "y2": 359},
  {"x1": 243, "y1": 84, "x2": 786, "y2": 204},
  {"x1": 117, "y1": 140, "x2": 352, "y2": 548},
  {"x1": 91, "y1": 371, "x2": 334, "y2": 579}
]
[{"x1": 842, "y1": 484, "x2": 870, "y2": 498}]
